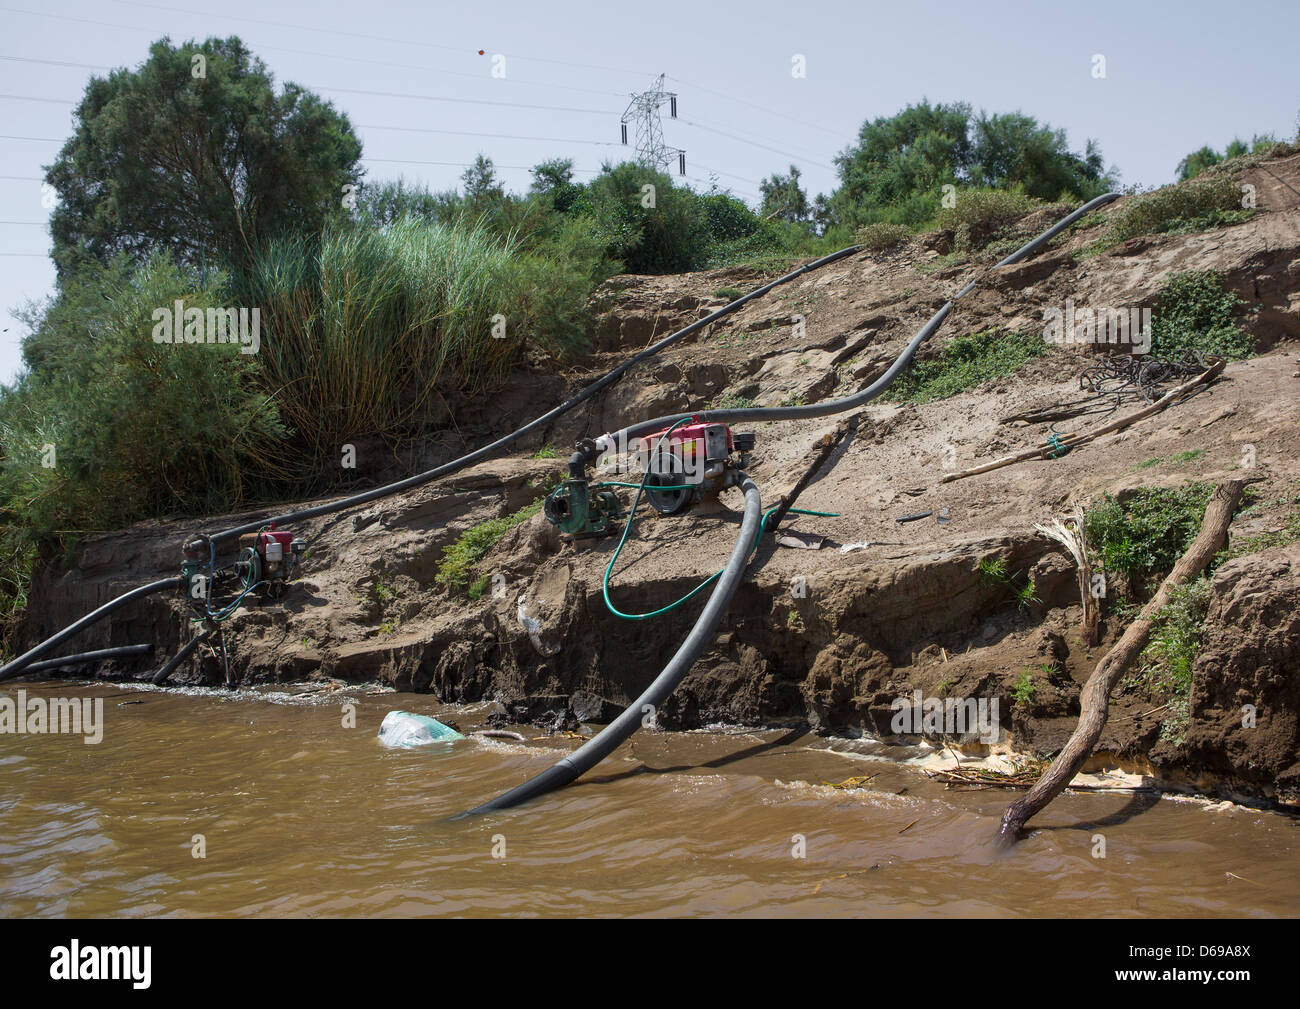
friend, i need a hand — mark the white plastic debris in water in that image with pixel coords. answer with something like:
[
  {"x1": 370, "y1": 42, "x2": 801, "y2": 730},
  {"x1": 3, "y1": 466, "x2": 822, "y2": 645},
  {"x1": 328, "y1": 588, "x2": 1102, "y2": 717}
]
[{"x1": 378, "y1": 710, "x2": 465, "y2": 748}]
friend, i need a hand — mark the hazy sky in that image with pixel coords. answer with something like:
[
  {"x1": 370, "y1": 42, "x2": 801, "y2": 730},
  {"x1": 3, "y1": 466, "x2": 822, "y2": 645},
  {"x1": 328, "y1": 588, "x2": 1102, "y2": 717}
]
[{"x1": 3, "y1": 0, "x2": 1297, "y2": 380}]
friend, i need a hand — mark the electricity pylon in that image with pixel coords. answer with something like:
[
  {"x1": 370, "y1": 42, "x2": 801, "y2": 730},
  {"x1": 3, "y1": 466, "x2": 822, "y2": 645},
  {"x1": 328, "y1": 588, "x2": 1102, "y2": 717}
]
[{"x1": 620, "y1": 74, "x2": 685, "y2": 175}]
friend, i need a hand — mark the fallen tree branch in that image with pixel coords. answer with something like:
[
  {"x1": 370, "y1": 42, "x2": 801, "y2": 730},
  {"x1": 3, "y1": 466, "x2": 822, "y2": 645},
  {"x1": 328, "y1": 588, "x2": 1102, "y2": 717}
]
[
  {"x1": 996, "y1": 478, "x2": 1248, "y2": 845},
  {"x1": 942, "y1": 357, "x2": 1225, "y2": 484},
  {"x1": 765, "y1": 417, "x2": 855, "y2": 535}
]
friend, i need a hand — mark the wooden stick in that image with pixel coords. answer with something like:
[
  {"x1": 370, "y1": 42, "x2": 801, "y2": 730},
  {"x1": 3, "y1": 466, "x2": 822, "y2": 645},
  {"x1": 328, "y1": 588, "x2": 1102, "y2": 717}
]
[
  {"x1": 765, "y1": 417, "x2": 855, "y2": 534},
  {"x1": 942, "y1": 358, "x2": 1225, "y2": 484},
  {"x1": 997, "y1": 479, "x2": 1248, "y2": 844}
]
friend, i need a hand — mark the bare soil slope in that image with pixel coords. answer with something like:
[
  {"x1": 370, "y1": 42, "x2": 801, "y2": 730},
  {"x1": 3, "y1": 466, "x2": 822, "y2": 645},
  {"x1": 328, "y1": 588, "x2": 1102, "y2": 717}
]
[{"x1": 27, "y1": 151, "x2": 1300, "y2": 805}]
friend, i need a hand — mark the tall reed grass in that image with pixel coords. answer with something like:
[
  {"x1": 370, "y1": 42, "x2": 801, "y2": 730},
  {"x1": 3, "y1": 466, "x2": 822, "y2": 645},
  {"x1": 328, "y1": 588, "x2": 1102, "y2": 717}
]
[{"x1": 239, "y1": 218, "x2": 527, "y2": 462}]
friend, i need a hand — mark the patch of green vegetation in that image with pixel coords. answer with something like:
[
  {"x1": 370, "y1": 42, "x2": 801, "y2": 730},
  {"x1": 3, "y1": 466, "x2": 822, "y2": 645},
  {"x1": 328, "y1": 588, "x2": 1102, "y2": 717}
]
[
  {"x1": 854, "y1": 221, "x2": 913, "y2": 251},
  {"x1": 0, "y1": 541, "x2": 36, "y2": 662},
  {"x1": 532, "y1": 444, "x2": 558, "y2": 459},
  {"x1": 935, "y1": 188, "x2": 1039, "y2": 251},
  {"x1": 467, "y1": 574, "x2": 492, "y2": 600},
  {"x1": 978, "y1": 556, "x2": 1010, "y2": 586},
  {"x1": 914, "y1": 249, "x2": 969, "y2": 275},
  {"x1": 978, "y1": 555, "x2": 1039, "y2": 611},
  {"x1": 779, "y1": 392, "x2": 808, "y2": 407},
  {"x1": 1150, "y1": 270, "x2": 1254, "y2": 359},
  {"x1": 435, "y1": 499, "x2": 544, "y2": 590},
  {"x1": 1219, "y1": 483, "x2": 1300, "y2": 561},
  {"x1": 712, "y1": 393, "x2": 758, "y2": 410},
  {"x1": 1095, "y1": 177, "x2": 1251, "y2": 251},
  {"x1": 713, "y1": 286, "x2": 746, "y2": 301},
  {"x1": 1084, "y1": 484, "x2": 1216, "y2": 589},
  {"x1": 1013, "y1": 580, "x2": 1042, "y2": 611},
  {"x1": 886, "y1": 328, "x2": 1045, "y2": 403},
  {"x1": 1135, "y1": 448, "x2": 1205, "y2": 471},
  {"x1": 371, "y1": 575, "x2": 396, "y2": 604},
  {"x1": 1124, "y1": 578, "x2": 1212, "y2": 746},
  {"x1": 1012, "y1": 669, "x2": 1038, "y2": 706}
]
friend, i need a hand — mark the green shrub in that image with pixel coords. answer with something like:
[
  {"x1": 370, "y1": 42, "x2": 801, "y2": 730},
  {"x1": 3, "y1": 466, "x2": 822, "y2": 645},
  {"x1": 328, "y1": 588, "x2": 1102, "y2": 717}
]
[
  {"x1": 855, "y1": 221, "x2": 913, "y2": 250},
  {"x1": 1150, "y1": 270, "x2": 1253, "y2": 359},
  {"x1": 233, "y1": 217, "x2": 572, "y2": 464},
  {"x1": 1, "y1": 252, "x2": 284, "y2": 544},
  {"x1": 934, "y1": 188, "x2": 1037, "y2": 250},
  {"x1": 571, "y1": 163, "x2": 706, "y2": 274},
  {"x1": 435, "y1": 499, "x2": 543, "y2": 590},
  {"x1": 1100, "y1": 177, "x2": 1250, "y2": 248},
  {"x1": 1084, "y1": 484, "x2": 1216, "y2": 588},
  {"x1": 1012, "y1": 669, "x2": 1037, "y2": 706},
  {"x1": 886, "y1": 328, "x2": 1044, "y2": 402},
  {"x1": 1128, "y1": 578, "x2": 1212, "y2": 745}
]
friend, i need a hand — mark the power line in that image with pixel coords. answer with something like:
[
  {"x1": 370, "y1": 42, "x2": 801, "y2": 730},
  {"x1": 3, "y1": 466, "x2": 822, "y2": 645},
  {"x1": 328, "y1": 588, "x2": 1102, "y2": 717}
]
[
  {"x1": 357, "y1": 123, "x2": 619, "y2": 147},
  {"x1": 666, "y1": 74, "x2": 847, "y2": 139},
  {"x1": 316, "y1": 85, "x2": 607, "y2": 116},
  {"x1": 107, "y1": 0, "x2": 659, "y2": 79},
  {"x1": 0, "y1": 11, "x2": 627, "y2": 98},
  {"x1": 360, "y1": 157, "x2": 600, "y2": 175},
  {"x1": 0, "y1": 93, "x2": 75, "y2": 105},
  {"x1": 679, "y1": 118, "x2": 834, "y2": 171}
]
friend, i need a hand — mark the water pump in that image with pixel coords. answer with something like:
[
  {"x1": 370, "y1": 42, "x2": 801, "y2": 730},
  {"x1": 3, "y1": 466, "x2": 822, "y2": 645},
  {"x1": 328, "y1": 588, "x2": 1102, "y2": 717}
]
[{"x1": 543, "y1": 418, "x2": 755, "y2": 536}]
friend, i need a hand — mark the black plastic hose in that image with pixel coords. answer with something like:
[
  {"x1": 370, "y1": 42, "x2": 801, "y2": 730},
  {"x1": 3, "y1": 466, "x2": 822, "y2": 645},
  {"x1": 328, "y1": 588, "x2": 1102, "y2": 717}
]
[
  {"x1": 461, "y1": 192, "x2": 1122, "y2": 813},
  {"x1": 459, "y1": 472, "x2": 763, "y2": 816},
  {"x1": 20, "y1": 643, "x2": 152, "y2": 675},
  {"x1": 207, "y1": 245, "x2": 865, "y2": 547},
  {"x1": 151, "y1": 629, "x2": 213, "y2": 685},
  {"x1": 594, "y1": 192, "x2": 1121, "y2": 447},
  {"x1": 0, "y1": 577, "x2": 182, "y2": 683},
  {"x1": 0, "y1": 248, "x2": 862, "y2": 683}
]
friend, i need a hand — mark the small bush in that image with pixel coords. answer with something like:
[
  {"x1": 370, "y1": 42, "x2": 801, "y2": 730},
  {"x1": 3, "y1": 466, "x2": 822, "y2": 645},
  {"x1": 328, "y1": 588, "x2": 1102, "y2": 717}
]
[
  {"x1": 712, "y1": 393, "x2": 757, "y2": 410},
  {"x1": 886, "y1": 328, "x2": 1044, "y2": 402},
  {"x1": 1101, "y1": 177, "x2": 1249, "y2": 248},
  {"x1": 1150, "y1": 270, "x2": 1253, "y2": 359},
  {"x1": 1084, "y1": 484, "x2": 1216, "y2": 588},
  {"x1": 855, "y1": 222, "x2": 913, "y2": 251},
  {"x1": 934, "y1": 188, "x2": 1037, "y2": 250},
  {"x1": 435, "y1": 499, "x2": 543, "y2": 590},
  {"x1": 1128, "y1": 578, "x2": 1212, "y2": 745}
]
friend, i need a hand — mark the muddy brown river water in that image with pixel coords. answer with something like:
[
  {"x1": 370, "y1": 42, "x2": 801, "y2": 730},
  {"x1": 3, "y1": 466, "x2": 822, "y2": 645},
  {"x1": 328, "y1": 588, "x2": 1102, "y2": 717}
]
[{"x1": 1, "y1": 681, "x2": 1296, "y2": 917}]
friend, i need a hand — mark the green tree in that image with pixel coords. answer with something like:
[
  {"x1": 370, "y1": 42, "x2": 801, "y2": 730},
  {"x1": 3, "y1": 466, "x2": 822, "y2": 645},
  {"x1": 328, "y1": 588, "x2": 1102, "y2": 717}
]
[
  {"x1": 529, "y1": 157, "x2": 581, "y2": 212},
  {"x1": 45, "y1": 36, "x2": 362, "y2": 276},
  {"x1": 1176, "y1": 145, "x2": 1224, "y2": 181},
  {"x1": 969, "y1": 112, "x2": 1111, "y2": 199},
  {"x1": 828, "y1": 100, "x2": 1113, "y2": 229},
  {"x1": 356, "y1": 178, "x2": 460, "y2": 227},
  {"x1": 830, "y1": 100, "x2": 973, "y2": 228},
  {"x1": 461, "y1": 154, "x2": 505, "y2": 209},
  {"x1": 759, "y1": 164, "x2": 811, "y2": 223},
  {"x1": 572, "y1": 162, "x2": 705, "y2": 273}
]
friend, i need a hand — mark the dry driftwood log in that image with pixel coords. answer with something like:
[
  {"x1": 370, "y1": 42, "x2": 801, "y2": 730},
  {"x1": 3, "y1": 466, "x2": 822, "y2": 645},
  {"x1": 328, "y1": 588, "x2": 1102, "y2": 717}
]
[{"x1": 997, "y1": 479, "x2": 1249, "y2": 844}]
